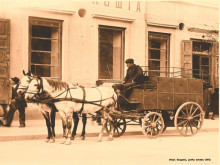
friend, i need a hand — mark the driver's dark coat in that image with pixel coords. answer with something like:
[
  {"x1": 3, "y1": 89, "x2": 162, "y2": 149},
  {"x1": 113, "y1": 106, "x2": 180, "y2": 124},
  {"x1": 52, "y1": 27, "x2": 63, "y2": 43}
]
[
  {"x1": 11, "y1": 84, "x2": 27, "y2": 108},
  {"x1": 124, "y1": 64, "x2": 144, "y2": 84}
]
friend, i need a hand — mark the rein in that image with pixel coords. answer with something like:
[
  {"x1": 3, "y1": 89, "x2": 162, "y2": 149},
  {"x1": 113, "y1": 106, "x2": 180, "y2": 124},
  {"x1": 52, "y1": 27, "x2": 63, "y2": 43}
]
[{"x1": 27, "y1": 78, "x2": 115, "y2": 109}]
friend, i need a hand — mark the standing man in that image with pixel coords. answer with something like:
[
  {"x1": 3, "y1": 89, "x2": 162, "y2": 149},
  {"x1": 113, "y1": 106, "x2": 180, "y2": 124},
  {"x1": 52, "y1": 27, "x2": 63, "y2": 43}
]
[
  {"x1": 3, "y1": 77, "x2": 27, "y2": 127},
  {"x1": 113, "y1": 58, "x2": 145, "y2": 97}
]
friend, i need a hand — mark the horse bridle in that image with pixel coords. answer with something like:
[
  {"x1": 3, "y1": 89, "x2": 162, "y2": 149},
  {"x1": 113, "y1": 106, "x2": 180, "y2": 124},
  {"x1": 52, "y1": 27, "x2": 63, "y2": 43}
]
[
  {"x1": 17, "y1": 75, "x2": 33, "y2": 91},
  {"x1": 25, "y1": 77, "x2": 44, "y2": 99}
]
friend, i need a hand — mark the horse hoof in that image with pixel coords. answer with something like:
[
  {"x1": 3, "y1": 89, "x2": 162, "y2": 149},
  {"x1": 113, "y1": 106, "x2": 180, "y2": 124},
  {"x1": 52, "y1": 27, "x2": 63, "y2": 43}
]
[
  {"x1": 60, "y1": 138, "x2": 67, "y2": 144},
  {"x1": 108, "y1": 137, "x2": 113, "y2": 141},
  {"x1": 97, "y1": 138, "x2": 102, "y2": 142},
  {"x1": 49, "y1": 138, "x2": 55, "y2": 143},
  {"x1": 65, "y1": 139, "x2": 71, "y2": 145},
  {"x1": 44, "y1": 138, "x2": 50, "y2": 143},
  {"x1": 80, "y1": 136, "x2": 85, "y2": 140}
]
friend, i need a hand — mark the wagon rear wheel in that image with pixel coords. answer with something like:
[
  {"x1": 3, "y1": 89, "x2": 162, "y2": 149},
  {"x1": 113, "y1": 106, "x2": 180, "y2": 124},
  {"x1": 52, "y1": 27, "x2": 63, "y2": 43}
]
[
  {"x1": 106, "y1": 118, "x2": 126, "y2": 137},
  {"x1": 174, "y1": 102, "x2": 204, "y2": 136},
  {"x1": 142, "y1": 112, "x2": 164, "y2": 138}
]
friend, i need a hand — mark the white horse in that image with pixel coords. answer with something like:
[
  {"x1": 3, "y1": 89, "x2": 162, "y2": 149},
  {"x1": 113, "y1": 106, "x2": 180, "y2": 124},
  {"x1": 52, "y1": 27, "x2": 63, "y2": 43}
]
[
  {"x1": 17, "y1": 71, "x2": 57, "y2": 143},
  {"x1": 25, "y1": 76, "x2": 117, "y2": 144},
  {"x1": 18, "y1": 71, "x2": 90, "y2": 141}
]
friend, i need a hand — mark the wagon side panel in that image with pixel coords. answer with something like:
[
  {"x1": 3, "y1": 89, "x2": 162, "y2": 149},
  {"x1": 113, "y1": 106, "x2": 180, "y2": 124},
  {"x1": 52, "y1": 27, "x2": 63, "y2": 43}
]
[
  {"x1": 158, "y1": 77, "x2": 174, "y2": 110},
  {"x1": 174, "y1": 78, "x2": 188, "y2": 109},
  {"x1": 188, "y1": 79, "x2": 203, "y2": 107}
]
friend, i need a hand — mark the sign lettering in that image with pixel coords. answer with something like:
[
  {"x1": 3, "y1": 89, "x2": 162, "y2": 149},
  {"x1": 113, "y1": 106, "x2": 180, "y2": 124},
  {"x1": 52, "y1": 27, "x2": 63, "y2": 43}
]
[{"x1": 93, "y1": 1, "x2": 142, "y2": 12}]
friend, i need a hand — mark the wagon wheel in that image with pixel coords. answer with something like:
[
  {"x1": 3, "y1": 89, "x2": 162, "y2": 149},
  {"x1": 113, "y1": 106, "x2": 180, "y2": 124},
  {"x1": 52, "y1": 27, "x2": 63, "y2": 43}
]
[
  {"x1": 106, "y1": 118, "x2": 126, "y2": 137},
  {"x1": 174, "y1": 102, "x2": 204, "y2": 136},
  {"x1": 142, "y1": 112, "x2": 164, "y2": 138}
]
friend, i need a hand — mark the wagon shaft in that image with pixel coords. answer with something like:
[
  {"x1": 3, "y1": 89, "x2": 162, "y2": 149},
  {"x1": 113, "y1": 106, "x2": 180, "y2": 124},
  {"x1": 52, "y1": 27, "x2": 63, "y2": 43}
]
[{"x1": 110, "y1": 110, "x2": 143, "y2": 119}]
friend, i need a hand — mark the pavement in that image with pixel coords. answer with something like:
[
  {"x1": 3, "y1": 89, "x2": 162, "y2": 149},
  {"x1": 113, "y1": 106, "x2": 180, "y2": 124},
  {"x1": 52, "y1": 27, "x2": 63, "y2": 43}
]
[{"x1": 0, "y1": 113, "x2": 219, "y2": 142}]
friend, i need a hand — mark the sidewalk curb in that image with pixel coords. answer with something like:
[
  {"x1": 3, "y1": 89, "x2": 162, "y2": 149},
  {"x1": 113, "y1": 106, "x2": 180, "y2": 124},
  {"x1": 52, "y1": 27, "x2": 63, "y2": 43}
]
[{"x1": 0, "y1": 131, "x2": 143, "y2": 142}]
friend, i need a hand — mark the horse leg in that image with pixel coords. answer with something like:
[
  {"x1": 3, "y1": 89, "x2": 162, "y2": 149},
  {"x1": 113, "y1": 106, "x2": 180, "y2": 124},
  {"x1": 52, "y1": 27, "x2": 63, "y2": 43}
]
[
  {"x1": 41, "y1": 110, "x2": 52, "y2": 143},
  {"x1": 80, "y1": 114, "x2": 87, "y2": 140},
  {"x1": 49, "y1": 107, "x2": 56, "y2": 143},
  {"x1": 71, "y1": 112, "x2": 79, "y2": 140},
  {"x1": 60, "y1": 112, "x2": 67, "y2": 144},
  {"x1": 65, "y1": 115, "x2": 73, "y2": 145},
  {"x1": 97, "y1": 110, "x2": 106, "y2": 142},
  {"x1": 107, "y1": 114, "x2": 114, "y2": 141}
]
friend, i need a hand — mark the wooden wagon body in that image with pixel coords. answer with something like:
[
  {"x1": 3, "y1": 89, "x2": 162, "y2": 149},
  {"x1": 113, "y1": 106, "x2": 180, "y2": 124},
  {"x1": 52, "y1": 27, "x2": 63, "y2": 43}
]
[
  {"x1": 108, "y1": 76, "x2": 205, "y2": 138},
  {"x1": 128, "y1": 77, "x2": 203, "y2": 111}
]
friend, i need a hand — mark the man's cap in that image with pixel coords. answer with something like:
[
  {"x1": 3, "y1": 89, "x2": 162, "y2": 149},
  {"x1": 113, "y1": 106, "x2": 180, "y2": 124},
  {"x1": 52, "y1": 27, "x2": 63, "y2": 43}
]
[
  {"x1": 11, "y1": 77, "x2": 20, "y2": 84},
  {"x1": 125, "y1": 58, "x2": 134, "y2": 64}
]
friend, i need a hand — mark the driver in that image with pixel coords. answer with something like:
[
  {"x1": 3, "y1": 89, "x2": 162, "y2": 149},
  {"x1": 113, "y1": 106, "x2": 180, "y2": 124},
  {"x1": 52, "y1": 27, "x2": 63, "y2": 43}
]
[{"x1": 113, "y1": 58, "x2": 145, "y2": 97}]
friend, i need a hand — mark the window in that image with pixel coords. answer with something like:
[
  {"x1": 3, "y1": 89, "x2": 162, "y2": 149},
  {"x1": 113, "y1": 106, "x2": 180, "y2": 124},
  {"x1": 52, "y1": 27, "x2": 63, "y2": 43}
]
[
  {"x1": 148, "y1": 33, "x2": 170, "y2": 77},
  {"x1": 98, "y1": 26, "x2": 125, "y2": 80},
  {"x1": 29, "y1": 17, "x2": 62, "y2": 79},
  {"x1": 192, "y1": 41, "x2": 211, "y2": 83}
]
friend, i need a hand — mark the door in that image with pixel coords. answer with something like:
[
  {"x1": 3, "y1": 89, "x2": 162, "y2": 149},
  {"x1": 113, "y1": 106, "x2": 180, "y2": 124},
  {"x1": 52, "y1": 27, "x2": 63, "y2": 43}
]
[{"x1": 0, "y1": 19, "x2": 10, "y2": 104}]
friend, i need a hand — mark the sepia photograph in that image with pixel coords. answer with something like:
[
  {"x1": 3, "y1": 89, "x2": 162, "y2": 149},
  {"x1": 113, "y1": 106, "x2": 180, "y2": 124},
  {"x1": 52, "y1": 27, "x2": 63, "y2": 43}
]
[{"x1": 0, "y1": 0, "x2": 219, "y2": 165}]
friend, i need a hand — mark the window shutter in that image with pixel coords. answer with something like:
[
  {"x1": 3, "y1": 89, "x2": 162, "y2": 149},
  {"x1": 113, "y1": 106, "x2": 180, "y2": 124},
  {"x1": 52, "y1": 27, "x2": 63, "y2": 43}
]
[
  {"x1": 181, "y1": 40, "x2": 192, "y2": 78},
  {"x1": 0, "y1": 18, "x2": 10, "y2": 104},
  {"x1": 212, "y1": 42, "x2": 219, "y2": 89}
]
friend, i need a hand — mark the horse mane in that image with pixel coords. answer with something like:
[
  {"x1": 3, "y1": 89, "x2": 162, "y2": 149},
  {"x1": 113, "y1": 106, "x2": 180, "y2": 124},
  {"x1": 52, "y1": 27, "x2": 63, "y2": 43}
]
[{"x1": 45, "y1": 78, "x2": 68, "y2": 91}]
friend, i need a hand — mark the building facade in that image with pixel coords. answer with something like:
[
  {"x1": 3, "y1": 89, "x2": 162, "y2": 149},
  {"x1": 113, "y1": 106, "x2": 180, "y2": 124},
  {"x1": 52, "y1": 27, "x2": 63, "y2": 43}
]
[
  {"x1": 145, "y1": 1, "x2": 219, "y2": 90},
  {"x1": 0, "y1": 1, "x2": 219, "y2": 105}
]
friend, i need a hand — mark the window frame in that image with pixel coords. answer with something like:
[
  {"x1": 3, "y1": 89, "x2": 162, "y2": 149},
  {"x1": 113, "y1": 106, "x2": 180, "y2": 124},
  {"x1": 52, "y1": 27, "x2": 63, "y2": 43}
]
[
  {"x1": 148, "y1": 32, "x2": 170, "y2": 77},
  {"x1": 29, "y1": 16, "x2": 63, "y2": 80},
  {"x1": 98, "y1": 25, "x2": 125, "y2": 82},
  {"x1": 192, "y1": 40, "x2": 212, "y2": 83}
]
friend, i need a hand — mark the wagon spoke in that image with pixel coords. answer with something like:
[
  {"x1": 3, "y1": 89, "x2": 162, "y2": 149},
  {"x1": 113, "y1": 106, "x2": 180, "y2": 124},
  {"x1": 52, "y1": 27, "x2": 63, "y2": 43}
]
[
  {"x1": 156, "y1": 121, "x2": 162, "y2": 127},
  {"x1": 153, "y1": 128, "x2": 156, "y2": 135},
  {"x1": 185, "y1": 123, "x2": 188, "y2": 135},
  {"x1": 186, "y1": 106, "x2": 189, "y2": 116},
  {"x1": 191, "y1": 107, "x2": 199, "y2": 116},
  {"x1": 117, "y1": 118, "x2": 122, "y2": 123},
  {"x1": 180, "y1": 110, "x2": 187, "y2": 117},
  {"x1": 180, "y1": 122, "x2": 188, "y2": 131},
  {"x1": 145, "y1": 126, "x2": 150, "y2": 132},
  {"x1": 177, "y1": 119, "x2": 187, "y2": 126},
  {"x1": 189, "y1": 104, "x2": 193, "y2": 115},
  {"x1": 190, "y1": 121, "x2": 199, "y2": 129},
  {"x1": 116, "y1": 127, "x2": 119, "y2": 134},
  {"x1": 150, "y1": 128, "x2": 153, "y2": 136},
  {"x1": 189, "y1": 122, "x2": 194, "y2": 134},
  {"x1": 149, "y1": 115, "x2": 153, "y2": 122},
  {"x1": 152, "y1": 114, "x2": 156, "y2": 122},
  {"x1": 155, "y1": 117, "x2": 161, "y2": 123},
  {"x1": 192, "y1": 114, "x2": 201, "y2": 118},
  {"x1": 177, "y1": 116, "x2": 187, "y2": 119},
  {"x1": 193, "y1": 119, "x2": 201, "y2": 122},
  {"x1": 118, "y1": 126, "x2": 123, "y2": 131}
]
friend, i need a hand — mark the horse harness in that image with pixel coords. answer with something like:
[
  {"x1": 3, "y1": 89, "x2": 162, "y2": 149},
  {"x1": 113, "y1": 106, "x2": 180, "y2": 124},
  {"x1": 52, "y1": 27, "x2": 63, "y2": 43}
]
[{"x1": 28, "y1": 77, "x2": 115, "y2": 113}]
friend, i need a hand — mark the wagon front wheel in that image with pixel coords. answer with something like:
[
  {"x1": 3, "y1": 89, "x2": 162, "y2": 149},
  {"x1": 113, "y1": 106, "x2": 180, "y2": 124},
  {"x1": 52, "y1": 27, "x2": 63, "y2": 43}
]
[
  {"x1": 106, "y1": 118, "x2": 126, "y2": 137},
  {"x1": 174, "y1": 102, "x2": 204, "y2": 136},
  {"x1": 142, "y1": 112, "x2": 164, "y2": 138}
]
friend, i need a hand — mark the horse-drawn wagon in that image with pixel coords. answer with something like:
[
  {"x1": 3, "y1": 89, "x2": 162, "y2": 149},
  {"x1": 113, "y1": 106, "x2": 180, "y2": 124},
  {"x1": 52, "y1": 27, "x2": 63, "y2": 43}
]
[
  {"x1": 22, "y1": 68, "x2": 205, "y2": 143},
  {"x1": 107, "y1": 76, "x2": 204, "y2": 138}
]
